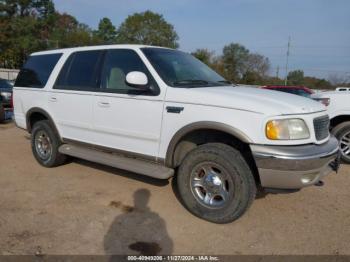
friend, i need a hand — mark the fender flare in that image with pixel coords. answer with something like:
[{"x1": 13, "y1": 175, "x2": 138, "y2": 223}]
[
  {"x1": 26, "y1": 107, "x2": 61, "y2": 139},
  {"x1": 165, "y1": 121, "x2": 252, "y2": 167}
]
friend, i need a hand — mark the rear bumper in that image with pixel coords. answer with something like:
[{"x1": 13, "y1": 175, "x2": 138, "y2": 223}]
[{"x1": 250, "y1": 136, "x2": 340, "y2": 189}]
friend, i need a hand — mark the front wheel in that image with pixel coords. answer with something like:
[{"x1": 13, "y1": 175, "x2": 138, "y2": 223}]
[
  {"x1": 177, "y1": 143, "x2": 256, "y2": 224},
  {"x1": 332, "y1": 121, "x2": 350, "y2": 164}
]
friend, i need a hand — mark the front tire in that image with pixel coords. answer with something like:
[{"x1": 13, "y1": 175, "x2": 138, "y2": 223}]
[
  {"x1": 31, "y1": 120, "x2": 67, "y2": 167},
  {"x1": 177, "y1": 143, "x2": 256, "y2": 224},
  {"x1": 332, "y1": 121, "x2": 350, "y2": 164}
]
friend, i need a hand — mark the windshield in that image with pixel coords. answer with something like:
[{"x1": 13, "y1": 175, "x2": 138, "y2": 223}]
[{"x1": 141, "y1": 48, "x2": 229, "y2": 87}]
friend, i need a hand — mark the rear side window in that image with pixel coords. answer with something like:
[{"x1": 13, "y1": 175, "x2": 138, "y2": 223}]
[
  {"x1": 55, "y1": 50, "x2": 104, "y2": 90},
  {"x1": 15, "y1": 53, "x2": 62, "y2": 88}
]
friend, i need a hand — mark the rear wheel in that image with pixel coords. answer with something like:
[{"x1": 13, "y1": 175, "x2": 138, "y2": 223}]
[
  {"x1": 0, "y1": 105, "x2": 5, "y2": 123},
  {"x1": 332, "y1": 121, "x2": 350, "y2": 164},
  {"x1": 177, "y1": 143, "x2": 256, "y2": 223},
  {"x1": 31, "y1": 120, "x2": 67, "y2": 167}
]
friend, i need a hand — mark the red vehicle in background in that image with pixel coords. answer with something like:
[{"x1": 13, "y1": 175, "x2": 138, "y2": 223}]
[{"x1": 261, "y1": 85, "x2": 314, "y2": 98}]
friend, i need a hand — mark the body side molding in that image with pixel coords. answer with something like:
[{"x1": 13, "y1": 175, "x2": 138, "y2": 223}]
[
  {"x1": 62, "y1": 138, "x2": 159, "y2": 163},
  {"x1": 59, "y1": 144, "x2": 173, "y2": 179}
]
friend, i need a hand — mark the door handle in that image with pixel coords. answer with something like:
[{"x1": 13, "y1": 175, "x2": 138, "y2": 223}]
[
  {"x1": 49, "y1": 97, "x2": 57, "y2": 102},
  {"x1": 98, "y1": 101, "x2": 110, "y2": 108}
]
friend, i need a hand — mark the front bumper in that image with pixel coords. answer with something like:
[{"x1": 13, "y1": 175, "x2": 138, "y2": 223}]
[{"x1": 250, "y1": 136, "x2": 340, "y2": 189}]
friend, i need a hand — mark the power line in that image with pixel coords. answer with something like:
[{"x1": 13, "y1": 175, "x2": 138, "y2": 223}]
[
  {"x1": 267, "y1": 54, "x2": 350, "y2": 58},
  {"x1": 292, "y1": 45, "x2": 350, "y2": 49},
  {"x1": 272, "y1": 67, "x2": 350, "y2": 74},
  {"x1": 302, "y1": 68, "x2": 350, "y2": 74},
  {"x1": 248, "y1": 45, "x2": 350, "y2": 49}
]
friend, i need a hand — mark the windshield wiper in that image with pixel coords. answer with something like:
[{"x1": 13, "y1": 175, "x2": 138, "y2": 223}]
[
  {"x1": 173, "y1": 79, "x2": 210, "y2": 86},
  {"x1": 218, "y1": 80, "x2": 232, "y2": 85},
  {"x1": 218, "y1": 80, "x2": 239, "y2": 86}
]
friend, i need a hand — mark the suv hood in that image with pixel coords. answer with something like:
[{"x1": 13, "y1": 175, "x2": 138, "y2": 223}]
[{"x1": 166, "y1": 85, "x2": 326, "y2": 115}]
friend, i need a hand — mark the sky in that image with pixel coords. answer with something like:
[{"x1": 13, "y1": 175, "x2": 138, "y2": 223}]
[{"x1": 53, "y1": 0, "x2": 350, "y2": 80}]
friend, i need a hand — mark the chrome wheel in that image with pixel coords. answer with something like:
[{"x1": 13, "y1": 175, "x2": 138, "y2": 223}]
[
  {"x1": 34, "y1": 130, "x2": 52, "y2": 160},
  {"x1": 190, "y1": 162, "x2": 233, "y2": 209},
  {"x1": 340, "y1": 131, "x2": 350, "y2": 160}
]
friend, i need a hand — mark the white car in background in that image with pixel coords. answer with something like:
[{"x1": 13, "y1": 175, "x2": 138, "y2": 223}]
[
  {"x1": 336, "y1": 87, "x2": 350, "y2": 92},
  {"x1": 312, "y1": 91, "x2": 350, "y2": 163}
]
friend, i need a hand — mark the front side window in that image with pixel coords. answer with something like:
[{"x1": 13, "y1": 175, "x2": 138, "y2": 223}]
[
  {"x1": 100, "y1": 49, "x2": 159, "y2": 95},
  {"x1": 15, "y1": 53, "x2": 62, "y2": 88},
  {"x1": 55, "y1": 50, "x2": 104, "y2": 90},
  {"x1": 141, "y1": 48, "x2": 229, "y2": 88}
]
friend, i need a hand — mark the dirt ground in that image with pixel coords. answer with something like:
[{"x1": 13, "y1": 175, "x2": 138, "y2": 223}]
[{"x1": 0, "y1": 121, "x2": 349, "y2": 256}]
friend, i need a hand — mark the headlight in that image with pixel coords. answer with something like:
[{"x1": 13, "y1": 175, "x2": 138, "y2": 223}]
[{"x1": 266, "y1": 119, "x2": 310, "y2": 140}]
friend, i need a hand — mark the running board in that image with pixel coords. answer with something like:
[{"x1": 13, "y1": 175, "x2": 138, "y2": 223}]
[{"x1": 58, "y1": 144, "x2": 174, "y2": 179}]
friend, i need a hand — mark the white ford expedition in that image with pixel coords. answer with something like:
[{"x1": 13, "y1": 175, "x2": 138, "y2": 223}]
[{"x1": 14, "y1": 45, "x2": 340, "y2": 223}]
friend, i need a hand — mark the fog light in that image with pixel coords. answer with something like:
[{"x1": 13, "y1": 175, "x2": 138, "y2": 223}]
[{"x1": 301, "y1": 173, "x2": 318, "y2": 184}]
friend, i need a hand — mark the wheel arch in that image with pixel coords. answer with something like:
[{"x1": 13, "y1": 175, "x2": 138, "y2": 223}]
[
  {"x1": 165, "y1": 121, "x2": 260, "y2": 186},
  {"x1": 166, "y1": 122, "x2": 252, "y2": 166},
  {"x1": 330, "y1": 114, "x2": 350, "y2": 130},
  {"x1": 26, "y1": 108, "x2": 61, "y2": 139}
]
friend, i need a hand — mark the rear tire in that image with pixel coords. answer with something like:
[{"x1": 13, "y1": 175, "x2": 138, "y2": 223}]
[
  {"x1": 31, "y1": 120, "x2": 67, "y2": 167},
  {"x1": 332, "y1": 121, "x2": 350, "y2": 164},
  {"x1": 177, "y1": 143, "x2": 256, "y2": 224},
  {"x1": 0, "y1": 105, "x2": 5, "y2": 123}
]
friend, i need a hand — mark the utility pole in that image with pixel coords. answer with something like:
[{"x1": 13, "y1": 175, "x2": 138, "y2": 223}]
[
  {"x1": 284, "y1": 36, "x2": 291, "y2": 86},
  {"x1": 276, "y1": 65, "x2": 280, "y2": 79}
]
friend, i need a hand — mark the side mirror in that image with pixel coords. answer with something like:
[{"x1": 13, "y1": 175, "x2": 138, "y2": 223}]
[{"x1": 126, "y1": 71, "x2": 148, "y2": 86}]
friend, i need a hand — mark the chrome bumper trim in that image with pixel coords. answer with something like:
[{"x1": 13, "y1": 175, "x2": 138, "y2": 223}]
[{"x1": 250, "y1": 136, "x2": 340, "y2": 189}]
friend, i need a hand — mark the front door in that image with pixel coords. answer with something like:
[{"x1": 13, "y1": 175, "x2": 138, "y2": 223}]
[{"x1": 92, "y1": 49, "x2": 164, "y2": 159}]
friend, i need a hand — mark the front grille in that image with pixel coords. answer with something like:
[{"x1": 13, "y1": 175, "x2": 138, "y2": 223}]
[{"x1": 313, "y1": 115, "x2": 330, "y2": 141}]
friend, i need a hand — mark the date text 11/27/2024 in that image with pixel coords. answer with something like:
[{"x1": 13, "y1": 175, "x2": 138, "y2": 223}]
[{"x1": 127, "y1": 255, "x2": 219, "y2": 261}]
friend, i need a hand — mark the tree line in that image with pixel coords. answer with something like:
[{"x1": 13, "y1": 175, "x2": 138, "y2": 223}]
[
  {"x1": 0, "y1": 0, "x2": 178, "y2": 68},
  {"x1": 0, "y1": 0, "x2": 347, "y2": 88}
]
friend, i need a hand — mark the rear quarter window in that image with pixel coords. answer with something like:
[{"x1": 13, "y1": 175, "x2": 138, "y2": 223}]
[{"x1": 15, "y1": 53, "x2": 62, "y2": 88}]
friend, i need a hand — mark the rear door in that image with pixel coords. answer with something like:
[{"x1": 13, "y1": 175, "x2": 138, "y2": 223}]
[
  {"x1": 92, "y1": 49, "x2": 164, "y2": 159},
  {"x1": 49, "y1": 50, "x2": 104, "y2": 143}
]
